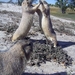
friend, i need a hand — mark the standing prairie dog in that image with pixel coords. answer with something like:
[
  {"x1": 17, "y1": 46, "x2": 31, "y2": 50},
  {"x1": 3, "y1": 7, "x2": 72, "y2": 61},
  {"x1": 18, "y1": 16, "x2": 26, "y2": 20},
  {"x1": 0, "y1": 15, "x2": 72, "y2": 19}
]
[
  {"x1": 38, "y1": 1, "x2": 57, "y2": 47},
  {"x1": 0, "y1": 40, "x2": 32, "y2": 75},
  {"x1": 12, "y1": 0, "x2": 40, "y2": 42}
]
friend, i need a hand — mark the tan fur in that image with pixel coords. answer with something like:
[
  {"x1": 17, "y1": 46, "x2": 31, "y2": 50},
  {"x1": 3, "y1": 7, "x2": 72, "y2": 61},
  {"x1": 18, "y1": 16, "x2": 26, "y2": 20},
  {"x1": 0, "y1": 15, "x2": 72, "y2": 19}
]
[
  {"x1": 37, "y1": 1, "x2": 57, "y2": 47},
  {"x1": 12, "y1": 0, "x2": 40, "y2": 41},
  {"x1": 0, "y1": 40, "x2": 32, "y2": 75}
]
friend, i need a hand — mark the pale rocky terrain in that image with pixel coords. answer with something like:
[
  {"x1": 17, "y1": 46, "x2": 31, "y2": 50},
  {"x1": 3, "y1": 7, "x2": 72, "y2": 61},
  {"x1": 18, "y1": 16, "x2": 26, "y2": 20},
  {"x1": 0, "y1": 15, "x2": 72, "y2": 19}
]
[{"x1": 0, "y1": 3, "x2": 75, "y2": 75}]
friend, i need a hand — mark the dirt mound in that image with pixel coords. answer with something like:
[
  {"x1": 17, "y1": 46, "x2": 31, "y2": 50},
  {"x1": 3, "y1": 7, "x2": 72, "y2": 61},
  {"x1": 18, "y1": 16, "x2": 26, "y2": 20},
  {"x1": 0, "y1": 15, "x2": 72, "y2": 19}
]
[{"x1": 24, "y1": 38, "x2": 73, "y2": 67}]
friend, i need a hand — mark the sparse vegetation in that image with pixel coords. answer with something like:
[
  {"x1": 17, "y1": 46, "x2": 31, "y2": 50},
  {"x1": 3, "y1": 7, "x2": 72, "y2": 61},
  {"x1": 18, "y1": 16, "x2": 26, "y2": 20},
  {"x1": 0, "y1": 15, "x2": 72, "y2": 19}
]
[{"x1": 50, "y1": 6, "x2": 75, "y2": 20}]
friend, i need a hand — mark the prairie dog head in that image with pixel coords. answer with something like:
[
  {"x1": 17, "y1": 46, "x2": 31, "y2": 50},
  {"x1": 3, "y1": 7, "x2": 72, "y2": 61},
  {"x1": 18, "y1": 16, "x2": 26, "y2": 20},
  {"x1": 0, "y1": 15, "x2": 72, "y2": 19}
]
[
  {"x1": 22, "y1": 0, "x2": 33, "y2": 12},
  {"x1": 42, "y1": 1, "x2": 49, "y2": 10},
  {"x1": 38, "y1": 0, "x2": 50, "y2": 16},
  {"x1": 22, "y1": 0, "x2": 31, "y2": 7},
  {"x1": 38, "y1": 0, "x2": 48, "y2": 12},
  {"x1": 38, "y1": 1, "x2": 45, "y2": 12},
  {"x1": 43, "y1": 1, "x2": 50, "y2": 15}
]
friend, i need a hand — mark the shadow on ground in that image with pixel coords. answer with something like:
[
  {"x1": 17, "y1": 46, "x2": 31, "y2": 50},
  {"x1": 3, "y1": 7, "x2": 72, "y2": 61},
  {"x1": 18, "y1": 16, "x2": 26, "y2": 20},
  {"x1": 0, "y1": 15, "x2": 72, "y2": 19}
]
[
  {"x1": 58, "y1": 41, "x2": 75, "y2": 48},
  {"x1": 22, "y1": 72, "x2": 67, "y2": 75},
  {"x1": 30, "y1": 39, "x2": 75, "y2": 48}
]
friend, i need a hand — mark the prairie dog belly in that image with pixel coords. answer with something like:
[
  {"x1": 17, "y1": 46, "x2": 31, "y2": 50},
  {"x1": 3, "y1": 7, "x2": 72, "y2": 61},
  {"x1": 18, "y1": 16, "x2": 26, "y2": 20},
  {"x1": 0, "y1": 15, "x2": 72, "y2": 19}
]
[
  {"x1": 18, "y1": 13, "x2": 33, "y2": 35},
  {"x1": 12, "y1": 13, "x2": 33, "y2": 41},
  {"x1": 42, "y1": 16, "x2": 51, "y2": 36}
]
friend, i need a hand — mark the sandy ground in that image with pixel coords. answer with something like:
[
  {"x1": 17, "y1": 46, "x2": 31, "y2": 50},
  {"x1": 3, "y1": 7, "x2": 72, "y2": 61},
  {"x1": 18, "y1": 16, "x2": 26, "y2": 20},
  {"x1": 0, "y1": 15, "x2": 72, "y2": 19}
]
[{"x1": 0, "y1": 3, "x2": 75, "y2": 75}]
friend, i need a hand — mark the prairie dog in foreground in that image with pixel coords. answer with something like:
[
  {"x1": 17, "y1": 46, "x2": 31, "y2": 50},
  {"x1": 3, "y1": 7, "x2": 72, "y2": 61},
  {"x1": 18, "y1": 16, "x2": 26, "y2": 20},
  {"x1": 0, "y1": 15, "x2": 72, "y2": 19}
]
[
  {"x1": 38, "y1": 1, "x2": 57, "y2": 47},
  {"x1": 12, "y1": 0, "x2": 40, "y2": 41},
  {"x1": 0, "y1": 40, "x2": 32, "y2": 75}
]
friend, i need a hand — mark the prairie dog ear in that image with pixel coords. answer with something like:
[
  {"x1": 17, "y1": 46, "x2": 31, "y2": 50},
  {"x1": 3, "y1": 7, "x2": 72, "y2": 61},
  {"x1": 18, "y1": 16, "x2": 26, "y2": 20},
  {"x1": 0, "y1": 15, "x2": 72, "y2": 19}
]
[{"x1": 22, "y1": 42, "x2": 33, "y2": 60}]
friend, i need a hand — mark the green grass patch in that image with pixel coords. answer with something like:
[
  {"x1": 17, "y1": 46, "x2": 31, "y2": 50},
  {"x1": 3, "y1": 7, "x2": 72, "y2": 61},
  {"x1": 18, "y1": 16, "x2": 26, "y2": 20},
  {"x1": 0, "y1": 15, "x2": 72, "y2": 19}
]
[{"x1": 50, "y1": 6, "x2": 75, "y2": 21}]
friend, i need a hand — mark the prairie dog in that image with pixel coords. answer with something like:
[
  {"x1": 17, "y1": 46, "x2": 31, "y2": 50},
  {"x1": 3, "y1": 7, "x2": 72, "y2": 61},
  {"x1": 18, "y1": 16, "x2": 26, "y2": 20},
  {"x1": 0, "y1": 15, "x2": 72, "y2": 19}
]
[
  {"x1": 38, "y1": 1, "x2": 57, "y2": 47},
  {"x1": 12, "y1": 0, "x2": 40, "y2": 41},
  {"x1": 0, "y1": 40, "x2": 32, "y2": 75}
]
